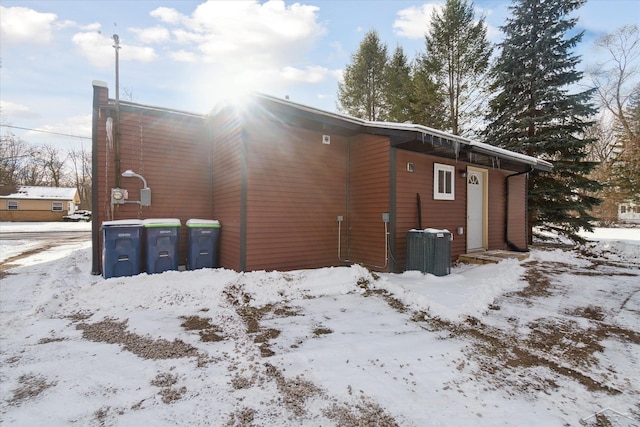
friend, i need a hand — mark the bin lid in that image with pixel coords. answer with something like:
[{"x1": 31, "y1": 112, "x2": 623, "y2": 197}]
[
  {"x1": 142, "y1": 218, "x2": 181, "y2": 228},
  {"x1": 102, "y1": 219, "x2": 144, "y2": 227},
  {"x1": 186, "y1": 219, "x2": 220, "y2": 228}
]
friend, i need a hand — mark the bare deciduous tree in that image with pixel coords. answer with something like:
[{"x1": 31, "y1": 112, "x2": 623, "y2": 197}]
[
  {"x1": 68, "y1": 145, "x2": 92, "y2": 209},
  {"x1": 589, "y1": 24, "x2": 640, "y2": 151},
  {"x1": 1, "y1": 132, "x2": 33, "y2": 186},
  {"x1": 40, "y1": 144, "x2": 68, "y2": 187}
]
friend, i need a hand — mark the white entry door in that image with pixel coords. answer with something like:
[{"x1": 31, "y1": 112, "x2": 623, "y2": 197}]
[{"x1": 467, "y1": 168, "x2": 486, "y2": 252}]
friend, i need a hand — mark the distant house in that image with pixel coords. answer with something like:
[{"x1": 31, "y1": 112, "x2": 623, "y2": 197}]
[
  {"x1": 619, "y1": 201, "x2": 640, "y2": 224},
  {"x1": 90, "y1": 81, "x2": 552, "y2": 274},
  {"x1": 0, "y1": 186, "x2": 80, "y2": 222}
]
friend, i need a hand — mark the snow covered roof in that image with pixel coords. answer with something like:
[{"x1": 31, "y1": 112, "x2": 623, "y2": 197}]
[
  {"x1": 0, "y1": 186, "x2": 78, "y2": 200},
  {"x1": 249, "y1": 93, "x2": 554, "y2": 172}
]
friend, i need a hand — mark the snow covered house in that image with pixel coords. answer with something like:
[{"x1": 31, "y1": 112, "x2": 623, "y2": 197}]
[
  {"x1": 90, "y1": 81, "x2": 552, "y2": 274},
  {"x1": 0, "y1": 185, "x2": 80, "y2": 222}
]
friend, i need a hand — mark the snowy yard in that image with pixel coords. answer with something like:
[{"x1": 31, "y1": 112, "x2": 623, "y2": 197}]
[{"x1": 0, "y1": 223, "x2": 638, "y2": 426}]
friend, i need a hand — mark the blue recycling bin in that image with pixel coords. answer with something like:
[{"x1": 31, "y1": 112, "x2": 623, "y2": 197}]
[
  {"x1": 143, "y1": 218, "x2": 181, "y2": 274},
  {"x1": 102, "y1": 219, "x2": 143, "y2": 279},
  {"x1": 186, "y1": 219, "x2": 221, "y2": 270}
]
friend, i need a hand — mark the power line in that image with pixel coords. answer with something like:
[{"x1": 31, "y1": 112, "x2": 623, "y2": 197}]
[{"x1": 0, "y1": 124, "x2": 91, "y2": 140}]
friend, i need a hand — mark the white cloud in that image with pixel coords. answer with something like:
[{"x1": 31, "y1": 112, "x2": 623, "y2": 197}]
[
  {"x1": 280, "y1": 66, "x2": 330, "y2": 83},
  {"x1": 148, "y1": 0, "x2": 325, "y2": 66},
  {"x1": 0, "y1": 6, "x2": 57, "y2": 45},
  {"x1": 169, "y1": 49, "x2": 199, "y2": 63},
  {"x1": 130, "y1": 26, "x2": 170, "y2": 44},
  {"x1": 150, "y1": 6, "x2": 183, "y2": 25},
  {"x1": 72, "y1": 32, "x2": 157, "y2": 67},
  {"x1": 56, "y1": 20, "x2": 101, "y2": 32},
  {"x1": 334, "y1": 68, "x2": 344, "y2": 84},
  {"x1": 34, "y1": 114, "x2": 92, "y2": 139},
  {"x1": 138, "y1": 0, "x2": 330, "y2": 98},
  {"x1": 393, "y1": 3, "x2": 443, "y2": 39},
  {"x1": 0, "y1": 100, "x2": 41, "y2": 119}
]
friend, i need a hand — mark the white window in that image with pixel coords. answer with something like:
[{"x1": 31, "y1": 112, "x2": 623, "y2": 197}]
[
  {"x1": 7, "y1": 200, "x2": 18, "y2": 210},
  {"x1": 434, "y1": 163, "x2": 455, "y2": 200},
  {"x1": 52, "y1": 201, "x2": 63, "y2": 212}
]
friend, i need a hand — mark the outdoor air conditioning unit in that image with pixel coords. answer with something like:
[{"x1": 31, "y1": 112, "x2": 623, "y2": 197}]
[{"x1": 406, "y1": 229, "x2": 452, "y2": 276}]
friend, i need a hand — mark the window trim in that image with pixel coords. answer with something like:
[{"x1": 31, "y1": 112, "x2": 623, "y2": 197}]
[
  {"x1": 434, "y1": 163, "x2": 455, "y2": 200},
  {"x1": 7, "y1": 200, "x2": 19, "y2": 210},
  {"x1": 51, "y1": 201, "x2": 63, "y2": 212}
]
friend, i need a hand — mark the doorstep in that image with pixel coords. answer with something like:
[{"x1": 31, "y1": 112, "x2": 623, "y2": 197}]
[{"x1": 458, "y1": 250, "x2": 529, "y2": 265}]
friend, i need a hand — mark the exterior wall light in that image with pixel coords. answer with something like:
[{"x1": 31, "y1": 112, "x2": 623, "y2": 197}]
[{"x1": 121, "y1": 170, "x2": 151, "y2": 206}]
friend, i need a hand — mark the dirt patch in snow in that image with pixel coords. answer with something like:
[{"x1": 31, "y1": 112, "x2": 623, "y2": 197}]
[
  {"x1": 76, "y1": 318, "x2": 198, "y2": 360},
  {"x1": 0, "y1": 243, "x2": 56, "y2": 277},
  {"x1": 180, "y1": 315, "x2": 225, "y2": 342},
  {"x1": 7, "y1": 373, "x2": 57, "y2": 406},
  {"x1": 402, "y1": 254, "x2": 639, "y2": 398},
  {"x1": 151, "y1": 373, "x2": 187, "y2": 404},
  {"x1": 323, "y1": 398, "x2": 399, "y2": 427}
]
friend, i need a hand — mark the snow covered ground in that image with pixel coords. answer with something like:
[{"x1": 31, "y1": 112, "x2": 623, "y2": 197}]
[{"x1": 0, "y1": 223, "x2": 638, "y2": 426}]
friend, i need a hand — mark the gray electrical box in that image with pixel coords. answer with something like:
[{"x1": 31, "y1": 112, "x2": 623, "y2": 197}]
[
  {"x1": 140, "y1": 188, "x2": 151, "y2": 206},
  {"x1": 111, "y1": 188, "x2": 127, "y2": 205}
]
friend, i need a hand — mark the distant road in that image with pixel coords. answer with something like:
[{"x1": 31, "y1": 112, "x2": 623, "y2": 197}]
[
  {"x1": 0, "y1": 231, "x2": 91, "y2": 241},
  {"x1": 0, "y1": 230, "x2": 91, "y2": 273}
]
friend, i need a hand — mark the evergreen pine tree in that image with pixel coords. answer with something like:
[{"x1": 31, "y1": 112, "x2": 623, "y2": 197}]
[
  {"x1": 385, "y1": 46, "x2": 413, "y2": 123},
  {"x1": 423, "y1": 0, "x2": 492, "y2": 135},
  {"x1": 409, "y1": 54, "x2": 448, "y2": 129},
  {"x1": 337, "y1": 30, "x2": 389, "y2": 121},
  {"x1": 483, "y1": 0, "x2": 601, "y2": 242}
]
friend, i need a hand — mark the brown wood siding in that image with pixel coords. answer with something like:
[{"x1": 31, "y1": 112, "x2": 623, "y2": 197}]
[
  {"x1": 487, "y1": 170, "x2": 506, "y2": 250},
  {"x1": 395, "y1": 150, "x2": 467, "y2": 269},
  {"x1": 348, "y1": 134, "x2": 390, "y2": 270},
  {"x1": 244, "y1": 121, "x2": 348, "y2": 271},
  {"x1": 506, "y1": 173, "x2": 527, "y2": 249},
  {"x1": 0, "y1": 210, "x2": 66, "y2": 222},
  {"x1": 94, "y1": 99, "x2": 211, "y2": 271},
  {"x1": 211, "y1": 111, "x2": 244, "y2": 270}
]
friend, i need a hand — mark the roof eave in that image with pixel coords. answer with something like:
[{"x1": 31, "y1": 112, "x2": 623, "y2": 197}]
[{"x1": 252, "y1": 94, "x2": 553, "y2": 172}]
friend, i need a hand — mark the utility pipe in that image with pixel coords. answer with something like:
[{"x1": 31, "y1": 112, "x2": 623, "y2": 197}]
[
  {"x1": 113, "y1": 34, "x2": 121, "y2": 188},
  {"x1": 505, "y1": 166, "x2": 534, "y2": 252}
]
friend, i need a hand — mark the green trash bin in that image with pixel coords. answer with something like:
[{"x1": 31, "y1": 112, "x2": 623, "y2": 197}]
[{"x1": 186, "y1": 219, "x2": 221, "y2": 270}]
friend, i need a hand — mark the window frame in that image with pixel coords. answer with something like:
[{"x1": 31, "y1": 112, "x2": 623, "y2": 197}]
[
  {"x1": 433, "y1": 163, "x2": 455, "y2": 201},
  {"x1": 7, "y1": 200, "x2": 19, "y2": 210},
  {"x1": 51, "y1": 201, "x2": 63, "y2": 212}
]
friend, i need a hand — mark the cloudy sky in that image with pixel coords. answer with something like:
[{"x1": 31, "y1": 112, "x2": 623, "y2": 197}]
[{"x1": 1, "y1": 0, "x2": 639, "y2": 151}]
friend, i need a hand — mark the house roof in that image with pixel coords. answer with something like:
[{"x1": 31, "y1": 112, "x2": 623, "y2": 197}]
[
  {"x1": 0, "y1": 186, "x2": 78, "y2": 200},
  {"x1": 103, "y1": 89, "x2": 553, "y2": 173},
  {"x1": 248, "y1": 94, "x2": 554, "y2": 173}
]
